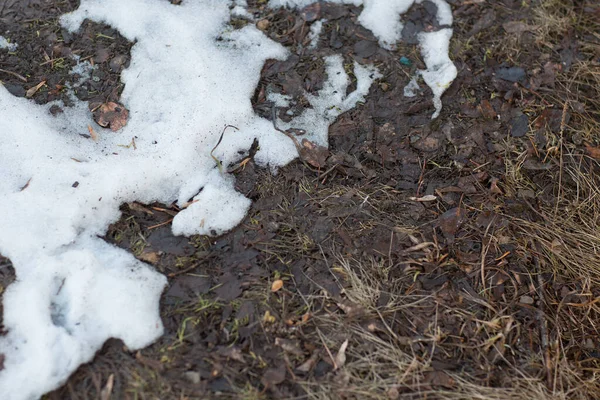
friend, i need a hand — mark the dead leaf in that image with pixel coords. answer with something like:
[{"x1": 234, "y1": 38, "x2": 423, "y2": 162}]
[
  {"x1": 502, "y1": 21, "x2": 538, "y2": 33},
  {"x1": 100, "y1": 374, "x2": 114, "y2": 400},
  {"x1": 26, "y1": 80, "x2": 46, "y2": 98},
  {"x1": 424, "y1": 370, "x2": 455, "y2": 388},
  {"x1": 95, "y1": 102, "x2": 129, "y2": 132},
  {"x1": 88, "y1": 125, "x2": 98, "y2": 141},
  {"x1": 261, "y1": 367, "x2": 286, "y2": 388},
  {"x1": 138, "y1": 251, "x2": 160, "y2": 264},
  {"x1": 271, "y1": 279, "x2": 284, "y2": 292},
  {"x1": 409, "y1": 195, "x2": 437, "y2": 202},
  {"x1": 337, "y1": 301, "x2": 365, "y2": 318},
  {"x1": 478, "y1": 100, "x2": 496, "y2": 119},
  {"x1": 585, "y1": 143, "x2": 600, "y2": 160},
  {"x1": 20, "y1": 178, "x2": 32, "y2": 192},
  {"x1": 135, "y1": 351, "x2": 164, "y2": 371},
  {"x1": 334, "y1": 339, "x2": 349, "y2": 370},
  {"x1": 299, "y1": 139, "x2": 329, "y2": 168},
  {"x1": 437, "y1": 207, "x2": 466, "y2": 238},
  {"x1": 275, "y1": 338, "x2": 304, "y2": 356},
  {"x1": 296, "y1": 351, "x2": 319, "y2": 373},
  {"x1": 217, "y1": 346, "x2": 245, "y2": 363}
]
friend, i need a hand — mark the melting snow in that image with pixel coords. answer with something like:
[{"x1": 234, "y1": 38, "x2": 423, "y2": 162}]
[
  {"x1": 306, "y1": 19, "x2": 325, "y2": 49},
  {"x1": 0, "y1": 36, "x2": 18, "y2": 51},
  {"x1": 270, "y1": 0, "x2": 458, "y2": 118},
  {"x1": 0, "y1": 0, "x2": 457, "y2": 398}
]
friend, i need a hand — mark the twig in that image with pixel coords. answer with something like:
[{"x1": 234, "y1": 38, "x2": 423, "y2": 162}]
[
  {"x1": 211, "y1": 125, "x2": 238, "y2": 172},
  {"x1": 147, "y1": 218, "x2": 173, "y2": 230},
  {"x1": 168, "y1": 263, "x2": 200, "y2": 278},
  {"x1": 0, "y1": 68, "x2": 27, "y2": 82},
  {"x1": 532, "y1": 247, "x2": 553, "y2": 390}
]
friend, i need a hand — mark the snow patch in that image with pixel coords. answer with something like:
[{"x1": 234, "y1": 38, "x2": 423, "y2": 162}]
[
  {"x1": 270, "y1": 0, "x2": 458, "y2": 118},
  {"x1": 0, "y1": 0, "x2": 380, "y2": 398},
  {"x1": 268, "y1": 56, "x2": 381, "y2": 147},
  {"x1": 0, "y1": 36, "x2": 17, "y2": 51},
  {"x1": 68, "y1": 59, "x2": 96, "y2": 87},
  {"x1": 307, "y1": 19, "x2": 325, "y2": 49}
]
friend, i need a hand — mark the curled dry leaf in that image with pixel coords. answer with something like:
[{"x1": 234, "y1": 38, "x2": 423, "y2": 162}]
[
  {"x1": 95, "y1": 102, "x2": 129, "y2": 132},
  {"x1": 409, "y1": 195, "x2": 437, "y2": 202},
  {"x1": 296, "y1": 351, "x2": 319, "y2": 373},
  {"x1": 299, "y1": 139, "x2": 329, "y2": 169},
  {"x1": 334, "y1": 339, "x2": 349, "y2": 370},
  {"x1": 99, "y1": 374, "x2": 114, "y2": 400},
  {"x1": 26, "y1": 80, "x2": 46, "y2": 98},
  {"x1": 271, "y1": 279, "x2": 284, "y2": 292}
]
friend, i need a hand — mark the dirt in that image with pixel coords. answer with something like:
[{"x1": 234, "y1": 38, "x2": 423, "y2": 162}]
[{"x1": 1, "y1": 0, "x2": 600, "y2": 399}]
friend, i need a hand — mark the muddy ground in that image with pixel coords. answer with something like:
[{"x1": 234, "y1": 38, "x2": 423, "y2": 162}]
[{"x1": 1, "y1": 0, "x2": 600, "y2": 399}]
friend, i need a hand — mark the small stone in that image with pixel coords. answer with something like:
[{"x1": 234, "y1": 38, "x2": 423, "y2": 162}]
[
  {"x1": 520, "y1": 295, "x2": 534, "y2": 305},
  {"x1": 183, "y1": 371, "x2": 201, "y2": 384},
  {"x1": 257, "y1": 19, "x2": 270, "y2": 31}
]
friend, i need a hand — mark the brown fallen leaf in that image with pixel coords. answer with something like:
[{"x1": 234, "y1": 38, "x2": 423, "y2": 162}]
[
  {"x1": 585, "y1": 143, "x2": 600, "y2": 160},
  {"x1": 138, "y1": 251, "x2": 160, "y2": 265},
  {"x1": 26, "y1": 80, "x2": 46, "y2": 98},
  {"x1": 299, "y1": 139, "x2": 329, "y2": 169},
  {"x1": 271, "y1": 279, "x2": 284, "y2": 292},
  {"x1": 261, "y1": 367, "x2": 286, "y2": 388},
  {"x1": 502, "y1": 21, "x2": 538, "y2": 34},
  {"x1": 478, "y1": 99, "x2": 496, "y2": 119},
  {"x1": 437, "y1": 207, "x2": 466, "y2": 238},
  {"x1": 95, "y1": 102, "x2": 129, "y2": 132}
]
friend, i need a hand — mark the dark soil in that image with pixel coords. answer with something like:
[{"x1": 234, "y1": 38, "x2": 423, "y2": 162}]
[{"x1": 1, "y1": 0, "x2": 600, "y2": 399}]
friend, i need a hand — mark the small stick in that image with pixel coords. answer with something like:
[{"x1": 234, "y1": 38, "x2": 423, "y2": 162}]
[
  {"x1": 147, "y1": 218, "x2": 173, "y2": 230},
  {"x1": 533, "y1": 248, "x2": 553, "y2": 390},
  {"x1": 0, "y1": 68, "x2": 27, "y2": 82}
]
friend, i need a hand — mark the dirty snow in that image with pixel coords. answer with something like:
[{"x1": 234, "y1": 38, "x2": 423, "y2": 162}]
[
  {"x1": 306, "y1": 19, "x2": 325, "y2": 49},
  {"x1": 68, "y1": 58, "x2": 96, "y2": 87},
  {"x1": 0, "y1": 36, "x2": 18, "y2": 51},
  {"x1": 268, "y1": 56, "x2": 381, "y2": 147},
  {"x1": 0, "y1": 0, "x2": 381, "y2": 399},
  {"x1": 270, "y1": 0, "x2": 458, "y2": 118}
]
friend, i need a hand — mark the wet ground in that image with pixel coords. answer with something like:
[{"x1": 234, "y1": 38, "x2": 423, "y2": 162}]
[{"x1": 1, "y1": 0, "x2": 600, "y2": 398}]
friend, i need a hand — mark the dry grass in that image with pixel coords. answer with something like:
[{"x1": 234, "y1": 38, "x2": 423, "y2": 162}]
[{"x1": 294, "y1": 254, "x2": 600, "y2": 400}]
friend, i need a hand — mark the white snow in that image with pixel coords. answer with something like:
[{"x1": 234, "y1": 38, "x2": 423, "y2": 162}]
[
  {"x1": 0, "y1": 0, "x2": 381, "y2": 399},
  {"x1": 307, "y1": 19, "x2": 325, "y2": 49},
  {"x1": 68, "y1": 59, "x2": 96, "y2": 87},
  {"x1": 404, "y1": 76, "x2": 420, "y2": 98},
  {"x1": 0, "y1": 36, "x2": 18, "y2": 51},
  {"x1": 418, "y1": 28, "x2": 457, "y2": 118},
  {"x1": 270, "y1": 0, "x2": 458, "y2": 119},
  {"x1": 268, "y1": 56, "x2": 381, "y2": 147}
]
